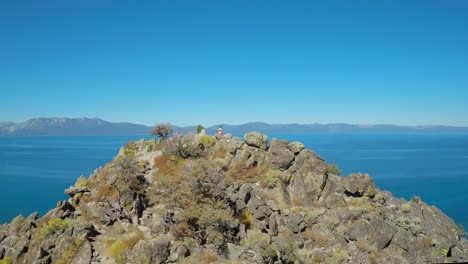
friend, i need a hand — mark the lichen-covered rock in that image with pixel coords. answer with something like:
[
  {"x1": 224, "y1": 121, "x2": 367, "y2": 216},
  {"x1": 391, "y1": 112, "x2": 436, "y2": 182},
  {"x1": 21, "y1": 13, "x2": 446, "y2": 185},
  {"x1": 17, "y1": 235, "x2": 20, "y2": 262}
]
[
  {"x1": 71, "y1": 242, "x2": 92, "y2": 264},
  {"x1": 288, "y1": 150, "x2": 327, "y2": 203},
  {"x1": 132, "y1": 235, "x2": 171, "y2": 264},
  {"x1": 65, "y1": 187, "x2": 90, "y2": 197},
  {"x1": 244, "y1": 132, "x2": 268, "y2": 150},
  {"x1": 341, "y1": 173, "x2": 377, "y2": 197},
  {"x1": 267, "y1": 139, "x2": 295, "y2": 170},
  {"x1": 286, "y1": 214, "x2": 306, "y2": 233},
  {"x1": 288, "y1": 141, "x2": 304, "y2": 154}
]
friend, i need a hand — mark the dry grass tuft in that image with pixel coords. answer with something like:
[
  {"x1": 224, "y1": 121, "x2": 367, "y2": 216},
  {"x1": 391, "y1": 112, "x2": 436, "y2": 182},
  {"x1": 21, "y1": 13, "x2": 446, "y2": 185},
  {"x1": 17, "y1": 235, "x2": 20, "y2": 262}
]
[
  {"x1": 95, "y1": 184, "x2": 119, "y2": 202},
  {"x1": 213, "y1": 145, "x2": 227, "y2": 159},
  {"x1": 154, "y1": 155, "x2": 186, "y2": 177},
  {"x1": 171, "y1": 221, "x2": 193, "y2": 240},
  {"x1": 227, "y1": 160, "x2": 267, "y2": 183}
]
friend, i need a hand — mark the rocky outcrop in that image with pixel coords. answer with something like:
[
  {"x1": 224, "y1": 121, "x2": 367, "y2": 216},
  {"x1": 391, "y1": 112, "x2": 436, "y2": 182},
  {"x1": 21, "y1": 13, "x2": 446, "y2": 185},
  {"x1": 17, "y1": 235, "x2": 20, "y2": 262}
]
[
  {"x1": 244, "y1": 132, "x2": 268, "y2": 150},
  {"x1": 1, "y1": 131, "x2": 467, "y2": 264}
]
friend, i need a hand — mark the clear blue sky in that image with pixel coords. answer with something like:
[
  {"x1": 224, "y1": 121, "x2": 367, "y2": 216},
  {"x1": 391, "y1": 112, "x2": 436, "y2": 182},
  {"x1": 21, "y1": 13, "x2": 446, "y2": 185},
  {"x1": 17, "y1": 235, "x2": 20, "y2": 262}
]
[{"x1": 1, "y1": 0, "x2": 467, "y2": 126}]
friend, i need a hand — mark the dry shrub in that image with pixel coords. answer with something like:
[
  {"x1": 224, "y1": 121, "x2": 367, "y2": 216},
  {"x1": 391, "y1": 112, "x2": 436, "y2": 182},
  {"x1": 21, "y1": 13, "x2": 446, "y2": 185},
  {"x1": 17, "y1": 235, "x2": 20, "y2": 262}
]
[
  {"x1": 312, "y1": 253, "x2": 326, "y2": 264},
  {"x1": 227, "y1": 160, "x2": 267, "y2": 183},
  {"x1": 356, "y1": 239, "x2": 377, "y2": 253},
  {"x1": 237, "y1": 210, "x2": 254, "y2": 228},
  {"x1": 181, "y1": 250, "x2": 219, "y2": 264},
  {"x1": 303, "y1": 227, "x2": 315, "y2": 239},
  {"x1": 105, "y1": 228, "x2": 144, "y2": 264},
  {"x1": 56, "y1": 238, "x2": 84, "y2": 264},
  {"x1": 417, "y1": 236, "x2": 433, "y2": 248},
  {"x1": 291, "y1": 194, "x2": 304, "y2": 207},
  {"x1": 148, "y1": 173, "x2": 191, "y2": 209},
  {"x1": 368, "y1": 251, "x2": 386, "y2": 264},
  {"x1": 213, "y1": 145, "x2": 227, "y2": 159},
  {"x1": 201, "y1": 251, "x2": 219, "y2": 263},
  {"x1": 154, "y1": 155, "x2": 186, "y2": 177},
  {"x1": 308, "y1": 228, "x2": 329, "y2": 248},
  {"x1": 260, "y1": 190, "x2": 286, "y2": 208},
  {"x1": 123, "y1": 230, "x2": 145, "y2": 249},
  {"x1": 95, "y1": 163, "x2": 112, "y2": 183},
  {"x1": 95, "y1": 184, "x2": 119, "y2": 202},
  {"x1": 277, "y1": 230, "x2": 293, "y2": 240},
  {"x1": 172, "y1": 221, "x2": 193, "y2": 240},
  {"x1": 348, "y1": 198, "x2": 376, "y2": 212}
]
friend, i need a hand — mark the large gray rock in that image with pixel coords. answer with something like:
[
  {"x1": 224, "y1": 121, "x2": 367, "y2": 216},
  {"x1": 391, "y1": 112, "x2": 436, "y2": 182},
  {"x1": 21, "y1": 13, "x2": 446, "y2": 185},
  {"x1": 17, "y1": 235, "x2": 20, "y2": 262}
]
[
  {"x1": 231, "y1": 145, "x2": 267, "y2": 170},
  {"x1": 71, "y1": 242, "x2": 92, "y2": 264},
  {"x1": 132, "y1": 235, "x2": 171, "y2": 264},
  {"x1": 267, "y1": 139, "x2": 295, "y2": 170},
  {"x1": 288, "y1": 150, "x2": 327, "y2": 203},
  {"x1": 288, "y1": 141, "x2": 305, "y2": 154},
  {"x1": 286, "y1": 214, "x2": 305, "y2": 233},
  {"x1": 167, "y1": 241, "x2": 189, "y2": 263},
  {"x1": 341, "y1": 173, "x2": 377, "y2": 197},
  {"x1": 244, "y1": 132, "x2": 268, "y2": 150},
  {"x1": 367, "y1": 218, "x2": 398, "y2": 250},
  {"x1": 65, "y1": 187, "x2": 90, "y2": 197}
]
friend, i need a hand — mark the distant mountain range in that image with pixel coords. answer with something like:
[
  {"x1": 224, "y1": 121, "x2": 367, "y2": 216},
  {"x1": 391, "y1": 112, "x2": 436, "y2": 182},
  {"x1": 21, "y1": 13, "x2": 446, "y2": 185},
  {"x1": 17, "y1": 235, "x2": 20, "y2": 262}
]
[{"x1": 1, "y1": 117, "x2": 468, "y2": 136}]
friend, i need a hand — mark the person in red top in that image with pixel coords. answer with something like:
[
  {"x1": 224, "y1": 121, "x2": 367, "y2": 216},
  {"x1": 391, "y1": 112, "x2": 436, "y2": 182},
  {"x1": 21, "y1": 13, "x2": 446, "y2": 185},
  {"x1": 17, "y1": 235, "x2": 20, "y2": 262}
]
[{"x1": 217, "y1": 127, "x2": 223, "y2": 136}]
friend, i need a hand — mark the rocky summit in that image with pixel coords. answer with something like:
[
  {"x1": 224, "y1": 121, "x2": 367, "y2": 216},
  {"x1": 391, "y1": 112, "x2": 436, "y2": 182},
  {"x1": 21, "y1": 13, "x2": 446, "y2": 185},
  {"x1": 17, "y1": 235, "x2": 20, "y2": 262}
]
[{"x1": 1, "y1": 132, "x2": 467, "y2": 264}]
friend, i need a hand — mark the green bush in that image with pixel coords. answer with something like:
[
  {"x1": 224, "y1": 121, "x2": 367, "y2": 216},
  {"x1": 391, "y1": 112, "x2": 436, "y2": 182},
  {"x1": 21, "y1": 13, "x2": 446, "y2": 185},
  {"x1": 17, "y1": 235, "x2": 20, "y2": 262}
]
[
  {"x1": 122, "y1": 148, "x2": 136, "y2": 158},
  {"x1": 56, "y1": 238, "x2": 84, "y2": 264},
  {"x1": 0, "y1": 258, "x2": 12, "y2": 264},
  {"x1": 199, "y1": 135, "x2": 216, "y2": 148},
  {"x1": 410, "y1": 196, "x2": 421, "y2": 204},
  {"x1": 39, "y1": 218, "x2": 73, "y2": 237},
  {"x1": 326, "y1": 164, "x2": 341, "y2": 175},
  {"x1": 109, "y1": 240, "x2": 128, "y2": 264},
  {"x1": 264, "y1": 169, "x2": 283, "y2": 188}
]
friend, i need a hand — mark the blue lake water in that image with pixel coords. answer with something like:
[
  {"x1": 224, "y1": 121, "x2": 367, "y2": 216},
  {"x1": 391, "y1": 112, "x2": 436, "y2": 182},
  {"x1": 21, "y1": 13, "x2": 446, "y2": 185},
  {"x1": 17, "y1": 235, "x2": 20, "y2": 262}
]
[{"x1": 1, "y1": 134, "x2": 467, "y2": 233}]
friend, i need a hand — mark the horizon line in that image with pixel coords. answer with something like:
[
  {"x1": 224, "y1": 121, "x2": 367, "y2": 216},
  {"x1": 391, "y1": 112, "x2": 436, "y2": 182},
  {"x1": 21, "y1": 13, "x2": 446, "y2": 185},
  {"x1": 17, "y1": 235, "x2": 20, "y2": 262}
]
[{"x1": 2, "y1": 116, "x2": 468, "y2": 129}]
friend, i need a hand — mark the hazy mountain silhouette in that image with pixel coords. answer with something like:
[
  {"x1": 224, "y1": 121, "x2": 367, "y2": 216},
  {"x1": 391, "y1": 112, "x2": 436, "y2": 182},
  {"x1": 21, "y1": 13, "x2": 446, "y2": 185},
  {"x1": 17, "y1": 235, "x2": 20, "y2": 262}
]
[{"x1": 1, "y1": 118, "x2": 467, "y2": 136}]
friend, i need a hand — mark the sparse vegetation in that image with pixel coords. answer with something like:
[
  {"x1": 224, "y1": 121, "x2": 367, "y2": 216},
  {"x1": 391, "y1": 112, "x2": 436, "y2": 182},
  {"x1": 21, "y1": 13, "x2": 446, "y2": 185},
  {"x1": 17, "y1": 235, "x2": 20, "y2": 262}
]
[
  {"x1": 237, "y1": 210, "x2": 254, "y2": 228},
  {"x1": 56, "y1": 238, "x2": 84, "y2": 264},
  {"x1": 212, "y1": 145, "x2": 227, "y2": 159},
  {"x1": 154, "y1": 155, "x2": 186, "y2": 177},
  {"x1": 161, "y1": 133, "x2": 202, "y2": 158},
  {"x1": 418, "y1": 236, "x2": 433, "y2": 248},
  {"x1": 39, "y1": 218, "x2": 73, "y2": 237},
  {"x1": 327, "y1": 249, "x2": 349, "y2": 264},
  {"x1": 227, "y1": 160, "x2": 267, "y2": 183},
  {"x1": 109, "y1": 240, "x2": 128, "y2": 264},
  {"x1": 411, "y1": 196, "x2": 421, "y2": 204},
  {"x1": 356, "y1": 239, "x2": 377, "y2": 253},
  {"x1": 401, "y1": 203, "x2": 411, "y2": 213},
  {"x1": 0, "y1": 258, "x2": 12, "y2": 264},
  {"x1": 326, "y1": 164, "x2": 342, "y2": 175},
  {"x1": 106, "y1": 229, "x2": 144, "y2": 264},
  {"x1": 262, "y1": 168, "x2": 283, "y2": 188}
]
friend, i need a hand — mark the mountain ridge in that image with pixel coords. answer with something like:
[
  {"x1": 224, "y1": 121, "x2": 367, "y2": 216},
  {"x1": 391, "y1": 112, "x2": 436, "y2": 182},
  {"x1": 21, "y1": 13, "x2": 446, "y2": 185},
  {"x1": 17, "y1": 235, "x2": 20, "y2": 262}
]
[{"x1": 1, "y1": 117, "x2": 468, "y2": 136}]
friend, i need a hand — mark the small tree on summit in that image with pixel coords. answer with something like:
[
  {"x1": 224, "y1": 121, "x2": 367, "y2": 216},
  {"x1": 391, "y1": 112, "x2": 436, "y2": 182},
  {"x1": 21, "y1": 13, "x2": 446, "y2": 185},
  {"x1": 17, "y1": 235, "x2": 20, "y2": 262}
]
[
  {"x1": 197, "y1": 124, "x2": 205, "y2": 134},
  {"x1": 151, "y1": 123, "x2": 173, "y2": 140}
]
